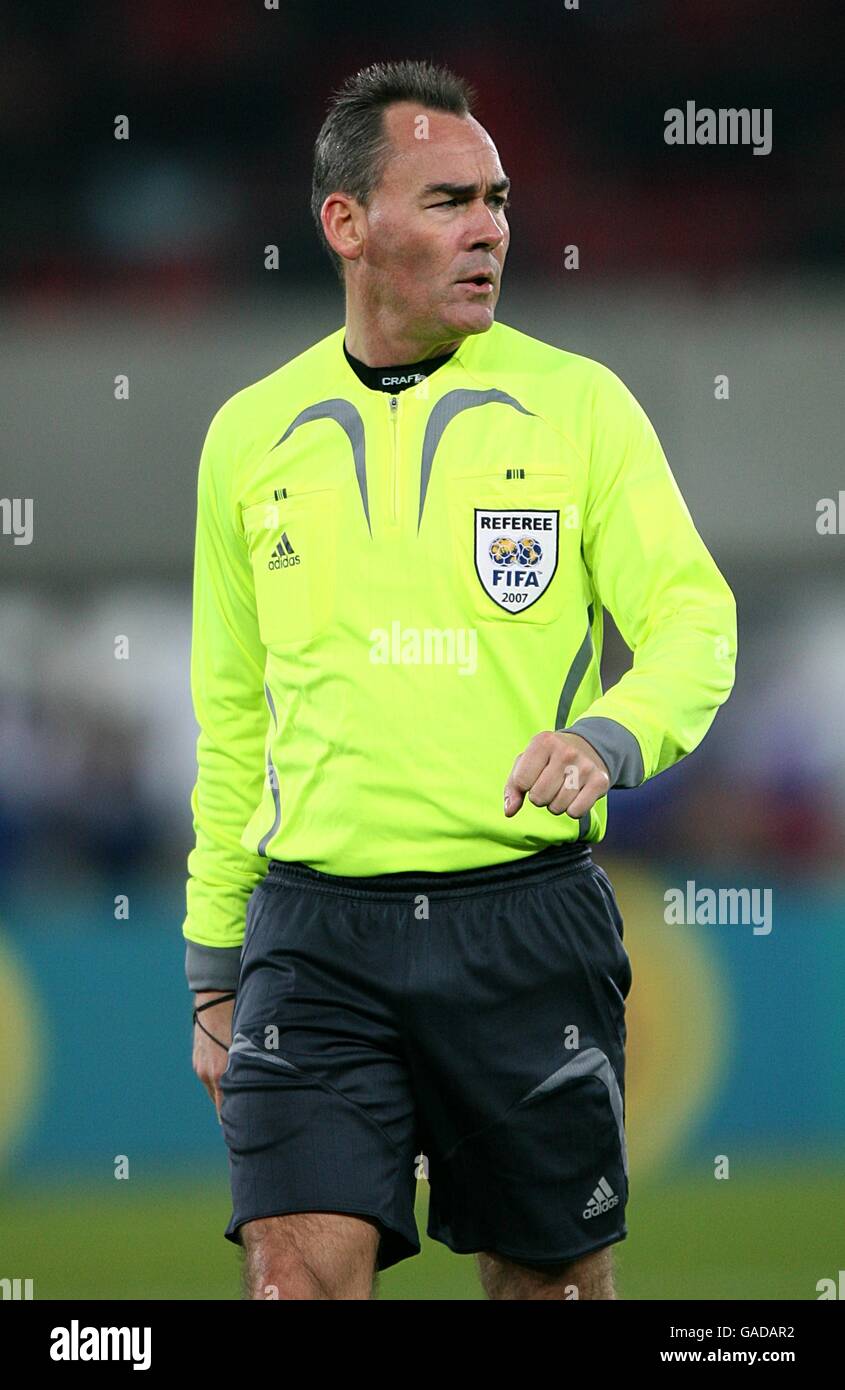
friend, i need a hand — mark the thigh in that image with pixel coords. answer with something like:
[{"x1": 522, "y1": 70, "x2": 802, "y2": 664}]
[
  {"x1": 407, "y1": 862, "x2": 631, "y2": 1263},
  {"x1": 221, "y1": 881, "x2": 423, "y2": 1272},
  {"x1": 240, "y1": 1210, "x2": 381, "y2": 1300}
]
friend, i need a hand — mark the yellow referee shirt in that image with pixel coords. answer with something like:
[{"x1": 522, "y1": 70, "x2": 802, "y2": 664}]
[{"x1": 183, "y1": 320, "x2": 737, "y2": 988}]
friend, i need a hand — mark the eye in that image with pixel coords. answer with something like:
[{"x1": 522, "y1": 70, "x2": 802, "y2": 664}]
[{"x1": 430, "y1": 194, "x2": 510, "y2": 210}]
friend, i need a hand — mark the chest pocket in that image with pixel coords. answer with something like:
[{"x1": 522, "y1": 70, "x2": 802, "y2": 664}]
[
  {"x1": 241, "y1": 490, "x2": 339, "y2": 647},
  {"x1": 447, "y1": 472, "x2": 572, "y2": 625}
]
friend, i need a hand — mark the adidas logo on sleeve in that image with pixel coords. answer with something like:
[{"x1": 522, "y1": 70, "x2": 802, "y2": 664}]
[{"x1": 268, "y1": 531, "x2": 300, "y2": 569}]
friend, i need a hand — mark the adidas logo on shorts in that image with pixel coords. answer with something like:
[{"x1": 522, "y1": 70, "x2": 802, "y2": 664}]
[{"x1": 582, "y1": 1175, "x2": 619, "y2": 1219}]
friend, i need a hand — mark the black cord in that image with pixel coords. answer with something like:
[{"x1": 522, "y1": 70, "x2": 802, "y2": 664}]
[
  {"x1": 192, "y1": 991, "x2": 236, "y2": 1052},
  {"x1": 194, "y1": 992, "x2": 236, "y2": 1012}
]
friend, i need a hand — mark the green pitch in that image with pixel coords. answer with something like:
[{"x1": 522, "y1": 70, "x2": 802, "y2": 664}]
[{"x1": 0, "y1": 1157, "x2": 840, "y2": 1300}]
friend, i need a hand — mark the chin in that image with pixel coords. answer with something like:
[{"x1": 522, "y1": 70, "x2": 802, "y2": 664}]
[{"x1": 444, "y1": 301, "x2": 498, "y2": 336}]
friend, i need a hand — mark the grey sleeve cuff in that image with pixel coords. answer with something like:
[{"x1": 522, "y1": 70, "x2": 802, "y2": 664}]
[
  {"x1": 559, "y1": 715, "x2": 645, "y2": 789},
  {"x1": 185, "y1": 941, "x2": 243, "y2": 993}
]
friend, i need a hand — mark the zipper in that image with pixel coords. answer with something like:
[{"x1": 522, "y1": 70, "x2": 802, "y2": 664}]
[{"x1": 388, "y1": 394, "x2": 399, "y2": 524}]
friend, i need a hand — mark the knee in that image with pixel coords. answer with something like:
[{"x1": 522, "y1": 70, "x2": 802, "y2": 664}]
[
  {"x1": 239, "y1": 1226, "x2": 326, "y2": 1300},
  {"x1": 545, "y1": 1245, "x2": 618, "y2": 1299},
  {"x1": 237, "y1": 1213, "x2": 379, "y2": 1300},
  {"x1": 246, "y1": 1251, "x2": 325, "y2": 1300},
  {"x1": 478, "y1": 1244, "x2": 617, "y2": 1300}
]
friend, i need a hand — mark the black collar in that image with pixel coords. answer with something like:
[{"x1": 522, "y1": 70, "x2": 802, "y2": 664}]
[{"x1": 343, "y1": 337, "x2": 458, "y2": 393}]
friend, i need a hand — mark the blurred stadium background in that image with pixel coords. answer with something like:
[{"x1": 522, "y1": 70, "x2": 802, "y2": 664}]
[{"x1": 1, "y1": 1, "x2": 843, "y2": 1299}]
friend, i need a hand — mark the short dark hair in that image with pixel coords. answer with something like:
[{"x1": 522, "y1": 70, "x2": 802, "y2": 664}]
[{"x1": 311, "y1": 59, "x2": 477, "y2": 282}]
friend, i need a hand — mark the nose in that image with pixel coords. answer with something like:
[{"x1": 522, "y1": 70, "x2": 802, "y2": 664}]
[{"x1": 464, "y1": 200, "x2": 507, "y2": 252}]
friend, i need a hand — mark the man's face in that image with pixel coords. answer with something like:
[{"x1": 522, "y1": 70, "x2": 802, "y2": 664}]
[{"x1": 350, "y1": 104, "x2": 510, "y2": 345}]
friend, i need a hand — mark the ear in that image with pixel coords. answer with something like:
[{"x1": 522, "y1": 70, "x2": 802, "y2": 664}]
[{"x1": 322, "y1": 193, "x2": 365, "y2": 266}]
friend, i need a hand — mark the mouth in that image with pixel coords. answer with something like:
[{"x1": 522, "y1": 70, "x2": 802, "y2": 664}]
[{"x1": 456, "y1": 273, "x2": 496, "y2": 292}]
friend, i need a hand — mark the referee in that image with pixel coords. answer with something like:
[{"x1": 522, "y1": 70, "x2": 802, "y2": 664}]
[{"x1": 185, "y1": 60, "x2": 737, "y2": 1300}]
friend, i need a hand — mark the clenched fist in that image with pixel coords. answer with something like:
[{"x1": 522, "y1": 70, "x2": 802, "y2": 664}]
[{"x1": 503, "y1": 730, "x2": 610, "y2": 820}]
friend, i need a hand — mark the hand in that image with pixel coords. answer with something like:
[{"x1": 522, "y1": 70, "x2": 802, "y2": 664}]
[
  {"x1": 503, "y1": 730, "x2": 610, "y2": 820},
  {"x1": 192, "y1": 992, "x2": 235, "y2": 1122}
]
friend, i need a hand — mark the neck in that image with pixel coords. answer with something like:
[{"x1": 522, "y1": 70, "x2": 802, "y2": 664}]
[{"x1": 344, "y1": 288, "x2": 463, "y2": 366}]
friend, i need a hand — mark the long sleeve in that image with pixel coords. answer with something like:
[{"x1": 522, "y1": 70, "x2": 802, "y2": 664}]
[
  {"x1": 182, "y1": 402, "x2": 270, "y2": 992},
  {"x1": 562, "y1": 366, "x2": 737, "y2": 787}
]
